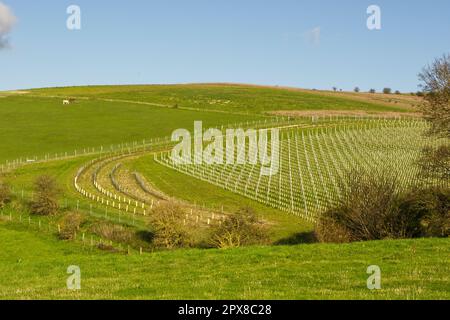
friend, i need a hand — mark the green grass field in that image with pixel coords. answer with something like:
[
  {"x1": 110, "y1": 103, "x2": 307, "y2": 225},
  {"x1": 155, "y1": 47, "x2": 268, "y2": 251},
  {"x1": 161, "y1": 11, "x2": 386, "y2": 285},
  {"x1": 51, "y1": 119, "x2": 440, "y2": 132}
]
[
  {"x1": 28, "y1": 84, "x2": 414, "y2": 113},
  {"x1": 0, "y1": 84, "x2": 448, "y2": 300},
  {"x1": 130, "y1": 156, "x2": 313, "y2": 242},
  {"x1": 0, "y1": 84, "x2": 416, "y2": 163},
  {"x1": 0, "y1": 94, "x2": 259, "y2": 163},
  {"x1": 1, "y1": 222, "x2": 448, "y2": 300},
  {"x1": 3, "y1": 150, "x2": 312, "y2": 244}
]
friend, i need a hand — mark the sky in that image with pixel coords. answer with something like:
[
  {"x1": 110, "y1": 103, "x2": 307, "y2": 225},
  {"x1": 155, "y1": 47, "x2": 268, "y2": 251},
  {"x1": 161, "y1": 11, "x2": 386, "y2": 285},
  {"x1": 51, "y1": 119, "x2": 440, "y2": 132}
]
[{"x1": 0, "y1": 0, "x2": 449, "y2": 92}]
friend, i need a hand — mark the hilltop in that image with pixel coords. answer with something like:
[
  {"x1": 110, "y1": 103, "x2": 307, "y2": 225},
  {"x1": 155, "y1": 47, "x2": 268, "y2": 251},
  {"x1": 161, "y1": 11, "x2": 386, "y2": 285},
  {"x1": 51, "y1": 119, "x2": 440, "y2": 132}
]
[{"x1": 0, "y1": 83, "x2": 419, "y2": 163}]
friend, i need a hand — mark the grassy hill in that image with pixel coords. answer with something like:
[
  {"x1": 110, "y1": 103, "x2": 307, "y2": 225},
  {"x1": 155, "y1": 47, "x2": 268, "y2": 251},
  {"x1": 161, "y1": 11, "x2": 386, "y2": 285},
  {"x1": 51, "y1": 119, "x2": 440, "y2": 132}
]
[
  {"x1": 0, "y1": 222, "x2": 448, "y2": 300},
  {"x1": 29, "y1": 83, "x2": 416, "y2": 113},
  {"x1": 4, "y1": 153, "x2": 312, "y2": 244},
  {"x1": 0, "y1": 94, "x2": 258, "y2": 163},
  {"x1": 1, "y1": 84, "x2": 445, "y2": 301},
  {"x1": 130, "y1": 155, "x2": 312, "y2": 241},
  {"x1": 0, "y1": 84, "x2": 418, "y2": 164}
]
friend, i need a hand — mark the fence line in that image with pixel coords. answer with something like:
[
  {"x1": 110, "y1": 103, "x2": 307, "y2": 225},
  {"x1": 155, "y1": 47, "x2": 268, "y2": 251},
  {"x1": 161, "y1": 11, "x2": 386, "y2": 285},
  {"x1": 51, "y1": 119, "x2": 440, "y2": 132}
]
[
  {"x1": 0, "y1": 207, "x2": 140, "y2": 255},
  {"x1": 0, "y1": 115, "x2": 424, "y2": 174},
  {"x1": 155, "y1": 118, "x2": 442, "y2": 222},
  {"x1": 74, "y1": 154, "x2": 229, "y2": 226}
]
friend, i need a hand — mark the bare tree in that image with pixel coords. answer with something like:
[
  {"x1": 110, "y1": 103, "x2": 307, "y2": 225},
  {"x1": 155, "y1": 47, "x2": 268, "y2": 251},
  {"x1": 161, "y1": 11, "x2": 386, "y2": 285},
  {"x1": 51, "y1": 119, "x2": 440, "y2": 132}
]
[
  {"x1": 420, "y1": 145, "x2": 450, "y2": 181},
  {"x1": 210, "y1": 207, "x2": 268, "y2": 248},
  {"x1": 418, "y1": 54, "x2": 450, "y2": 182},
  {"x1": 150, "y1": 202, "x2": 192, "y2": 249},
  {"x1": 315, "y1": 170, "x2": 450, "y2": 243},
  {"x1": 419, "y1": 53, "x2": 450, "y2": 138},
  {"x1": 30, "y1": 175, "x2": 60, "y2": 216}
]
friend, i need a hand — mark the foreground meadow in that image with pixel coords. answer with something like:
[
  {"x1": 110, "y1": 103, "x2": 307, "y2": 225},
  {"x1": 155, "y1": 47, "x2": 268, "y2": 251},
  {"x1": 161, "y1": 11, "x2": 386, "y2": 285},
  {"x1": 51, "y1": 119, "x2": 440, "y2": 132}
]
[{"x1": 0, "y1": 222, "x2": 448, "y2": 300}]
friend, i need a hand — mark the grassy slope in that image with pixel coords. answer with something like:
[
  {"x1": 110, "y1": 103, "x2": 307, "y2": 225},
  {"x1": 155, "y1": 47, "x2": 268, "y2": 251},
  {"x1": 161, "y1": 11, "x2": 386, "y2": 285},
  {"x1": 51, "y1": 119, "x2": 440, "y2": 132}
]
[
  {"x1": 130, "y1": 156, "x2": 313, "y2": 242},
  {"x1": 0, "y1": 223, "x2": 448, "y2": 300},
  {"x1": 3, "y1": 152, "x2": 311, "y2": 244},
  {"x1": 5, "y1": 155, "x2": 92, "y2": 196},
  {"x1": 0, "y1": 95, "x2": 259, "y2": 163},
  {"x1": 0, "y1": 84, "x2": 415, "y2": 164},
  {"x1": 30, "y1": 84, "x2": 412, "y2": 114},
  {"x1": 3, "y1": 156, "x2": 151, "y2": 236},
  {"x1": 1, "y1": 84, "x2": 443, "y2": 300}
]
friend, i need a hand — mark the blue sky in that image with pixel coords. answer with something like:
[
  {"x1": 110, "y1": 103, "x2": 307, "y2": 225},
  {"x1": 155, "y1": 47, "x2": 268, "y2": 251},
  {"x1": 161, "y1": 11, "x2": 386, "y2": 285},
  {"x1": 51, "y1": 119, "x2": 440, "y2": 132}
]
[{"x1": 1, "y1": 0, "x2": 449, "y2": 92}]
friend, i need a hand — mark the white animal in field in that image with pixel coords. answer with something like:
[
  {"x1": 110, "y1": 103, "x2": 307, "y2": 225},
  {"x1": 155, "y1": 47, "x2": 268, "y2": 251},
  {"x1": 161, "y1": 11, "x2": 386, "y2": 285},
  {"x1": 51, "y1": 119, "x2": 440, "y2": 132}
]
[{"x1": 63, "y1": 99, "x2": 70, "y2": 105}]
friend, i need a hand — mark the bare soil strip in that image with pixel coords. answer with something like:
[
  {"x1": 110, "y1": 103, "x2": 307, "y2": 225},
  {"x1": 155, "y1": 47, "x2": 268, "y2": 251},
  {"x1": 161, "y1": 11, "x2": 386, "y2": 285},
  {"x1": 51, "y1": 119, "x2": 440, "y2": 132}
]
[{"x1": 270, "y1": 110, "x2": 422, "y2": 118}]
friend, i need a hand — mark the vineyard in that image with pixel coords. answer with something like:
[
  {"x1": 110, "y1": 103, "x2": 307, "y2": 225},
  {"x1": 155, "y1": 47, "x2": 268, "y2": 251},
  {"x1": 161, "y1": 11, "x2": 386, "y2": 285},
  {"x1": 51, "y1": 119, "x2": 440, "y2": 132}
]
[
  {"x1": 0, "y1": 84, "x2": 449, "y2": 300},
  {"x1": 2, "y1": 116, "x2": 445, "y2": 228},
  {"x1": 155, "y1": 118, "x2": 445, "y2": 221}
]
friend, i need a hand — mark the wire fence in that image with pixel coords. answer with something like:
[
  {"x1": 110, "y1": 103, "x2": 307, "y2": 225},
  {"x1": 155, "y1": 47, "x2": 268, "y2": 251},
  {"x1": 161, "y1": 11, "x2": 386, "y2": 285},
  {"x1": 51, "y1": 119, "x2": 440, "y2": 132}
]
[
  {"x1": 0, "y1": 207, "x2": 140, "y2": 255},
  {"x1": 155, "y1": 118, "x2": 446, "y2": 221},
  {"x1": 0, "y1": 115, "x2": 423, "y2": 174},
  {"x1": 4, "y1": 180, "x2": 236, "y2": 247},
  {"x1": 0, "y1": 115, "x2": 441, "y2": 255},
  {"x1": 1, "y1": 185, "x2": 245, "y2": 256}
]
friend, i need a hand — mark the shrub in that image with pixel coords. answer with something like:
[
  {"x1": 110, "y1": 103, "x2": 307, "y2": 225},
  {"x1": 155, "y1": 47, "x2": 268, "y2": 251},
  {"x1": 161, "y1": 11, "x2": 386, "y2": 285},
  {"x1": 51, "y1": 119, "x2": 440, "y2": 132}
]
[
  {"x1": 91, "y1": 222, "x2": 134, "y2": 243},
  {"x1": 399, "y1": 187, "x2": 449, "y2": 237},
  {"x1": 315, "y1": 172, "x2": 401, "y2": 243},
  {"x1": 316, "y1": 171, "x2": 450, "y2": 243},
  {"x1": 419, "y1": 145, "x2": 450, "y2": 181},
  {"x1": 58, "y1": 212, "x2": 86, "y2": 240},
  {"x1": 315, "y1": 213, "x2": 352, "y2": 243},
  {"x1": 9, "y1": 199, "x2": 26, "y2": 213},
  {"x1": 97, "y1": 243, "x2": 118, "y2": 252},
  {"x1": 0, "y1": 181, "x2": 11, "y2": 209},
  {"x1": 29, "y1": 175, "x2": 60, "y2": 216},
  {"x1": 354, "y1": 87, "x2": 360, "y2": 93},
  {"x1": 210, "y1": 207, "x2": 268, "y2": 248},
  {"x1": 90, "y1": 221, "x2": 154, "y2": 251},
  {"x1": 383, "y1": 88, "x2": 392, "y2": 94},
  {"x1": 395, "y1": 90, "x2": 401, "y2": 94},
  {"x1": 150, "y1": 202, "x2": 192, "y2": 249}
]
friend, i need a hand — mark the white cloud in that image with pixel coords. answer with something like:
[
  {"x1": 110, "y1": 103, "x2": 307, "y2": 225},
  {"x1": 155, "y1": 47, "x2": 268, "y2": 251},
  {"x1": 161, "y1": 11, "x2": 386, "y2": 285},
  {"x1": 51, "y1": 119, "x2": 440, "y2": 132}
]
[
  {"x1": 0, "y1": 2, "x2": 17, "y2": 49},
  {"x1": 303, "y1": 27, "x2": 321, "y2": 46}
]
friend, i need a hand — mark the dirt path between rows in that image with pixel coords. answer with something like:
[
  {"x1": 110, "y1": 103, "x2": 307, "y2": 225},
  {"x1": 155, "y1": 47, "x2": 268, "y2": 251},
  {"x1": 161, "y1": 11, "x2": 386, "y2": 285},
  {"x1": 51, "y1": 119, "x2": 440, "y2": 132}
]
[{"x1": 270, "y1": 110, "x2": 422, "y2": 118}]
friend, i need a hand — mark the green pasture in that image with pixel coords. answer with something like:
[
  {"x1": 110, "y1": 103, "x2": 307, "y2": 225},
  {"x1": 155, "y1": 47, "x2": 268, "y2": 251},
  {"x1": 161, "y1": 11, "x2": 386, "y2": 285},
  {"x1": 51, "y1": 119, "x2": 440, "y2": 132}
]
[
  {"x1": 30, "y1": 84, "x2": 411, "y2": 114},
  {"x1": 0, "y1": 223, "x2": 448, "y2": 300},
  {"x1": 0, "y1": 94, "x2": 260, "y2": 163}
]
